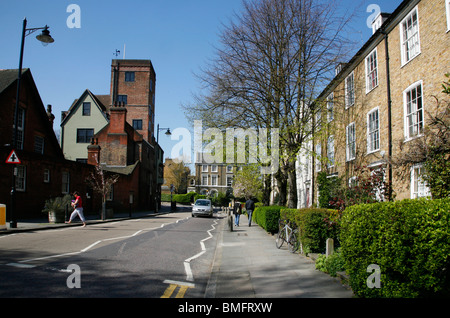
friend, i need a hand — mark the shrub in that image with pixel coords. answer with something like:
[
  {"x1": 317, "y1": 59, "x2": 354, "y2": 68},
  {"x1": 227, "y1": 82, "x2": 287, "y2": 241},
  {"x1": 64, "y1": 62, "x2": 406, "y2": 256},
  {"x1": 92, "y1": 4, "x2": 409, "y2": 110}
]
[
  {"x1": 211, "y1": 191, "x2": 231, "y2": 207},
  {"x1": 340, "y1": 198, "x2": 450, "y2": 298},
  {"x1": 315, "y1": 252, "x2": 345, "y2": 277},
  {"x1": 162, "y1": 192, "x2": 197, "y2": 204},
  {"x1": 279, "y1": 208, "x2": 340, "y2": 254},
  {"x1": 325, "y1": 252, "x2": 345, "y2": 277},
  {"x1": 161, "y1": 193, "x2": 172, "y2": 202},
  {"x1": 253, "y1": 205, "x2": 285, "y2": 233}
]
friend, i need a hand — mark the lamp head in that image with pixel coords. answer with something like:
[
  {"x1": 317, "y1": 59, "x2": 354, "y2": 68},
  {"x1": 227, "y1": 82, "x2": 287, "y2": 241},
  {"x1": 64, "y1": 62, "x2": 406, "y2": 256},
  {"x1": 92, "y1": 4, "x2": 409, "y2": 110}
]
[{"x1": 36, "y1": 26, "x2": 54, "y2": 45}]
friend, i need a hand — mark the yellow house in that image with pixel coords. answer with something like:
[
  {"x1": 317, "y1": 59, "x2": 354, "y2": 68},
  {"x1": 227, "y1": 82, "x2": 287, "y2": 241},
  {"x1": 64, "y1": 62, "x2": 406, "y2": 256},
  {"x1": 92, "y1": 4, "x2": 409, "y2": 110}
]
[
  {"x1": 305, "y1": 0, "x2": 450, "y2": 206},
  {"x1": 60, "y1": 89, "x2": 109, "y2": 162}
]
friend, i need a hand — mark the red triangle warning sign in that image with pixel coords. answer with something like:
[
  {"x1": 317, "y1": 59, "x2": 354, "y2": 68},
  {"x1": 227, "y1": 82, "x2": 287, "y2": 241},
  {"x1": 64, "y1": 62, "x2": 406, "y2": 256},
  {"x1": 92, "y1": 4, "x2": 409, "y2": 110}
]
[{"x1": 5, "y1": 150, "x2": 21, "y2": 164}]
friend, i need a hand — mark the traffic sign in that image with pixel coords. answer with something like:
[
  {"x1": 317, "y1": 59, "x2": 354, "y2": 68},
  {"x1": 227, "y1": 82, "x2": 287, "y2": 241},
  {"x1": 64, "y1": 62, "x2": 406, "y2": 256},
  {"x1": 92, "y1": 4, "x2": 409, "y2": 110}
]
[{"x1": 5, "y1": 150, "x2": 21, "y2": 164}]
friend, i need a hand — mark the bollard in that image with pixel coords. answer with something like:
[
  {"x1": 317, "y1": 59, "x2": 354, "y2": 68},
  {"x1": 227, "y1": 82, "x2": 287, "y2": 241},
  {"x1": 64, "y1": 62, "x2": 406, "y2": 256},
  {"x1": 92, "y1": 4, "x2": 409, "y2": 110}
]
[
  {"x1": 0, "y1": 204, "x2": 6, "y2": 231},
  {"x1": 326, "y1": 238, "x2": 334, "y2": 257},
  {"x1": 228, "y1": 214, "x2": 233, "y2": 232}
]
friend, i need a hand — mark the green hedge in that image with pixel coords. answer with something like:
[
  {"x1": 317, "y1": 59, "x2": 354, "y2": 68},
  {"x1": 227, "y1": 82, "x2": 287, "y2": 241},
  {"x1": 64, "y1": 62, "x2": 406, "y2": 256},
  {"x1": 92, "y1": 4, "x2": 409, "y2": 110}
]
[
  {"x1": 341, "y1": 198, "x2": 450, "y2": 298},
  {"x1": 161, "y1": 192, "x2": 197, "y2": 204},
  {"x1": 253, "y1": 206, "x2": 285, "y2": 233},
  {"x1": 280, "y1": 208, "x2": 340, "y2": 254}
]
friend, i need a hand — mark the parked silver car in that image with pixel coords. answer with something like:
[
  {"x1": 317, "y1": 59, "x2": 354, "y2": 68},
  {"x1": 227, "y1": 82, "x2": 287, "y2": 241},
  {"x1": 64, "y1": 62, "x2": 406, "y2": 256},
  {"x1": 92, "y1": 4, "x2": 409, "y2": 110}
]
[{"x1": 192, "y1": 199, "x2": 213, "y2": 217}]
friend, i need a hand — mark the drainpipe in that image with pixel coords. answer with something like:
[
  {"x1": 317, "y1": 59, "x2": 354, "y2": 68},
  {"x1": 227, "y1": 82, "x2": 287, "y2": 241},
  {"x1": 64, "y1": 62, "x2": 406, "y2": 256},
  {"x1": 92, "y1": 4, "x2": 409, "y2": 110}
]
[{"x1": 382, "y1": 30, "x2": 393, "y2": 201}]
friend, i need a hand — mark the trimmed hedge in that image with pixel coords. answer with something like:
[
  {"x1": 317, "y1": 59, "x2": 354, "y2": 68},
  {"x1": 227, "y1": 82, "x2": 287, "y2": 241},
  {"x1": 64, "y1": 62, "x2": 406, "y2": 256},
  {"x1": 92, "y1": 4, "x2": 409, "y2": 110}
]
[
  {"x1": 161, "y1": 192, "x2": 197, "y2": 204},
  {"x1": 340, "y1": 198, "x2": 450, "y2": 298},
  {"x1": 253, "y1": 206, "x2": 285, "y2": 233},
  {"x1": 280, "y1": 208, "x2": 340, "y2": 254}
]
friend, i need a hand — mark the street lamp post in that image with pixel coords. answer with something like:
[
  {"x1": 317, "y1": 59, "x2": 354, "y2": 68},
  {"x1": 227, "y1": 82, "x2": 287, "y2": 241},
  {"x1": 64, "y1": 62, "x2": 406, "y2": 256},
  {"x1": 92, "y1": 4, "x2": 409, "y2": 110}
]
[
  {"x1": 155, "y1": 124, "x2": 171, "y2": 212},
  {"x1": 10, "y1": 18, "x2": 54, "y2": 228}
]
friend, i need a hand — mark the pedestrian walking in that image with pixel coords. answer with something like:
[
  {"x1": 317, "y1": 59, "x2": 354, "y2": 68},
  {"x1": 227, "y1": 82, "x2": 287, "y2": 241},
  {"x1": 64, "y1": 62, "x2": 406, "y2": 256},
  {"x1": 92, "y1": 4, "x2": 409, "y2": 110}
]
[
  {"x1": 66, "y1": 191, "x2": 86, "y2": 227},
  {"x1": 233, "y1": 200, "x2": 242, "y2": 226},
  {"x1": 245, "y1": 197, "x2": 255, "y2": 227}
]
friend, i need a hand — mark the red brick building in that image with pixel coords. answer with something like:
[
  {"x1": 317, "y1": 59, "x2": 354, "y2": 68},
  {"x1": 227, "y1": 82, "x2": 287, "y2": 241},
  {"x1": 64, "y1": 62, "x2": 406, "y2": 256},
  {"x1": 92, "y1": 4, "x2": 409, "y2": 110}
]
[
  {"x1": 87, "y1": 103, "x2": 159, "y2": 212},
  {"x1": 110, "y1": 59, "x2": 156, "y2": 142},
  {"x1": 61, "y1": 59, "x2": 164, "y2": 212},
  {"x1": 0, "y1": 69, "x2": 100, "y2": 219}
]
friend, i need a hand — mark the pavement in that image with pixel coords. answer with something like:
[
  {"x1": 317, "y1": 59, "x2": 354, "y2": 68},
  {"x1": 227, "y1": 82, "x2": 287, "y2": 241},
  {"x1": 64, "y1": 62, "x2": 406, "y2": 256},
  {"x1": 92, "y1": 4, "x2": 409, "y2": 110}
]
[
  {"x1": 0, "y1": 201, "x2": 179, "y2": 234},
  {"x1": 0, "y1": 203, "x2": 354, "y2": 298},
  {"x1": 206, "y1": 213, "x2": 354, "y2": 298}
]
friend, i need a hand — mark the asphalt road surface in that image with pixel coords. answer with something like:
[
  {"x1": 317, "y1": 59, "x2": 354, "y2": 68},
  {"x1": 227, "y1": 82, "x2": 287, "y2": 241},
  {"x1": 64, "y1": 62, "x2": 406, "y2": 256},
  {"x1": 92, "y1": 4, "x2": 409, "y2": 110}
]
[{"x1": 0, "y1": 211, "x2": 222, "y2": 298}]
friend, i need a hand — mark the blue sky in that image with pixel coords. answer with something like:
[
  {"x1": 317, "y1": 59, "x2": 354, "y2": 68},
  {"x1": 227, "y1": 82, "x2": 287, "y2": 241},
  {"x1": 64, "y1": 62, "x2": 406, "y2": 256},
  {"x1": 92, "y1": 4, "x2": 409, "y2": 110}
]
[{"x1": 0, "y1": 0, "x2": 402, "y2": 166}]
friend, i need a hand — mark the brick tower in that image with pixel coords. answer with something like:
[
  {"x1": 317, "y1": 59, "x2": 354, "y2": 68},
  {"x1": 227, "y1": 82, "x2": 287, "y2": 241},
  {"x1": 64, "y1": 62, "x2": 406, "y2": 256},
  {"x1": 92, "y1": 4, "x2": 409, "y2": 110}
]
[{"x1": 110, "y1": 59, "x2": 156, "y2": 143}]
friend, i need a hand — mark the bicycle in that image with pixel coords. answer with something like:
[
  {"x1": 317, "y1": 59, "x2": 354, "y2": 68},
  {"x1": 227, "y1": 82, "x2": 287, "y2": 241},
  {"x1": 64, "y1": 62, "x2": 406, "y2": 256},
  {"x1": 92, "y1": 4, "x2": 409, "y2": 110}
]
[{"x1": 276, "y1": 219, "x2": 300, "y2": 253}]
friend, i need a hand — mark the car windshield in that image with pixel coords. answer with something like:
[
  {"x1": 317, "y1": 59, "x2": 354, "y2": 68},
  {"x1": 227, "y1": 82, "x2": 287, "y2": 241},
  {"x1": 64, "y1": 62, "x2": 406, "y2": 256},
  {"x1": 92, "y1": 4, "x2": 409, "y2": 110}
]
[{"x1": 195, "y1": 200, "x2": 210, "y2": 206}]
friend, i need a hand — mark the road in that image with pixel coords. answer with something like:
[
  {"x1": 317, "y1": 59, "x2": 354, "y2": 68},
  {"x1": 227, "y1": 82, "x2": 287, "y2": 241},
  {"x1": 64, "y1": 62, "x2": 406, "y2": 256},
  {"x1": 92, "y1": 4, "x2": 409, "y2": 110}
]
[{"x1": 0, "y1": 210, "x2": 222, "y2": 298}]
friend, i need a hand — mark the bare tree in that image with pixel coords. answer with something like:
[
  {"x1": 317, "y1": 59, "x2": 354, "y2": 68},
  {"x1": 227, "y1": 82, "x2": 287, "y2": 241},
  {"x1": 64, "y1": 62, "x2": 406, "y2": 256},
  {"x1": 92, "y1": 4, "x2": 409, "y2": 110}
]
[
  {"x1": 86, "y1": 162, "x2": 119, "y2": 220},
  {"x1": 184, "y1": 0, "x2": 356, "y2": 207}
]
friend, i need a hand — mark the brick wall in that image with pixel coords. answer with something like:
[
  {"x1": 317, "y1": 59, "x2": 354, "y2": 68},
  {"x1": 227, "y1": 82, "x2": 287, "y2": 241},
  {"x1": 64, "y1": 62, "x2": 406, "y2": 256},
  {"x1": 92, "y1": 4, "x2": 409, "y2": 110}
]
[{"x1": 313, "y1": 0, "x2": 450, "y2": 203}]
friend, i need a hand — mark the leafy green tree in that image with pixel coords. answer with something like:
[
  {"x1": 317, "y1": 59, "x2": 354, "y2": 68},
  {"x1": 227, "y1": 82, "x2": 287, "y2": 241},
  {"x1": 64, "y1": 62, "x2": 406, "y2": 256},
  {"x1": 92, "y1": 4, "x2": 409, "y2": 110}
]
[{"x1": 232, "y1": 164, "x2": 263, "y2": 201}]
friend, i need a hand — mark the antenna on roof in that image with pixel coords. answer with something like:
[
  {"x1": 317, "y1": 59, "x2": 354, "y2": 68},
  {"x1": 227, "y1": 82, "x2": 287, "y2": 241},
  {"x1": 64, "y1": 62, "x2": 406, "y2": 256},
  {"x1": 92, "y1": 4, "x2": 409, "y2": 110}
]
[{"x1": 113, "y1": 49, "x2": 120, "y2": 57}]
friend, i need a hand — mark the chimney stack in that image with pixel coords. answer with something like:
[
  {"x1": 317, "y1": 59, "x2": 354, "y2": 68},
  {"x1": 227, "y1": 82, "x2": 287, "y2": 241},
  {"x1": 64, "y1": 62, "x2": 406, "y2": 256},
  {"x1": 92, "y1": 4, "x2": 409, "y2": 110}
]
[
  {"x1": 109, "y1": 101, "x2": 127, "y2": 134},
  {"x1": 47, "y1": 104, "x2": 55, "y2": 127},
  {"x1": 87, "y1": 138, "x2": 101, "y2": 165}
]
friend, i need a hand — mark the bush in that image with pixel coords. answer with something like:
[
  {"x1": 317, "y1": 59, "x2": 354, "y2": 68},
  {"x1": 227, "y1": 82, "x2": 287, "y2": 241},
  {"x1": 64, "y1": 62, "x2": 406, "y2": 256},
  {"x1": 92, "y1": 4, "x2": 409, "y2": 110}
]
[
  {"x1": 162, "y1": 192, "x2": 197, "y2": 204},
  {"x1": 211, "y1": 192, "x2": 231, "y2": 207},
  {"x1": 253, "y1": 205, "x2": 285, "y2": 233},
  {"x1": 341, "y1": 198, "x2": 450, "y2": 298},
  {"x1": 315, "y1": 252, "x2": 345, "y2": 277},
  {"x1": 280, "y1": 208, "x2": 340, "y2": 254}
]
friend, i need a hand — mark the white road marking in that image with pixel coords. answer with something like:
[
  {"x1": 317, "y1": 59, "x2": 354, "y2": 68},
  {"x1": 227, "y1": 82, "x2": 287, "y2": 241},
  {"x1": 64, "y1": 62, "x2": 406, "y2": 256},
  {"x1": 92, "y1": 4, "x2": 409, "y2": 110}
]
[
  {"x1": 11, "y1": 216, "x2": 188, "y2": 266},
  {"x1": 184, "y1": 219, "x2": 218, "y2": 282},
  {"x1": 7, "y1": 263, "x2": 36, "y2": 269},
  {"x1": 163, "y1": 279, "x2": 195, "y2": 288}
]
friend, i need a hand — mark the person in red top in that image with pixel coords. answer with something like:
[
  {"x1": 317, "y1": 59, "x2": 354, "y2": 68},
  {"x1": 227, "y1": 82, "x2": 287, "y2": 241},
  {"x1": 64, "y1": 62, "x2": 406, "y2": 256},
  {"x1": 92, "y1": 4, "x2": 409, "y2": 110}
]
[{"x1": 66, "y1": 191, "x2": 86, "y2": 227}]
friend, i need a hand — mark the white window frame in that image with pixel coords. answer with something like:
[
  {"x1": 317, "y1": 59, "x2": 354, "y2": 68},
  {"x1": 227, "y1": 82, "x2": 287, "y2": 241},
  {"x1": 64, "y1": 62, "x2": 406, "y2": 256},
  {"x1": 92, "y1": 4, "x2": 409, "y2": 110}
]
[
  {"x1": 62, "y1": 171, "x2": 70, "y2": 194},
  {"x1": 34, "y1": 135, "x2": 45, "y2": 154},
  {"x1": 44, "y1": 169, "x2": 50, "y2": 183},
  {"x1": 211, "y1": 175, "x2": 218, "y2": 186},
  {"x1": 367, "y1": 107, "x2": 380, "y2": 153},
  {"x1": 346, "y1": 122, "x2": 356, "y2": 161},
  {"x1": 400, "y1": 6, "x2": 421, "y2": 66},
  {"x1": 365, "y1": 48, "x2": 378, "y2": 93},
  {"x1": 403, "y1": 80, "x2": 424, "y2": 140},
  {"x1": 15, "y1": 165, "x2": 26, "y2": 192},
  {"x1": 327, "y1": 93, "x2": 334, "y2": 122},
  {"x1": 226, "y1": 165, "x2": 233, "y2": 173},
  {"x1": 211, "y1": 164, "x2": 218, "y2": 172},
  {"x1": 201, "y1": 165, "x2": 208, "y2": 173},
  {"x1": 201, "y1": 174, "x2": 208, "y2": 186},
  {"x1": 410, "y1": 164, "x2": 431, "y2": 198},
  {"x1": 327, "y1": 135, "x2": 335, "y2": 168},
  {"x1": 345, "y1": 72, "x2": 355, "y2": 108},
  {"x1": 226, "y1": 176, "x2": 233, "y2": 187},
  {"x1": 15, "y1": 107, "x2": 25, "y2": 150}
]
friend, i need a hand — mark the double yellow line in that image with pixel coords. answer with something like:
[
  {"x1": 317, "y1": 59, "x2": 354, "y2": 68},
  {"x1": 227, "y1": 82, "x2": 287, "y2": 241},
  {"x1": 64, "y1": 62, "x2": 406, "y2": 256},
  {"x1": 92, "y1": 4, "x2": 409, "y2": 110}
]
[{"x1": 161, "y1": 280, "x2": 195, "y2": 298}]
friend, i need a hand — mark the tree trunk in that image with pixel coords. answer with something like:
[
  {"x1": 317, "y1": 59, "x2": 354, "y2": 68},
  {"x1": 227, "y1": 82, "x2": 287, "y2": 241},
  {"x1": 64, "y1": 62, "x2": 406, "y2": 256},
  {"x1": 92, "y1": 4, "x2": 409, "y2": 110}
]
[
  {"x1": 275, "y1": 169, "x2": 287, "y2": 206},
  {"x1": 287, "y1": 160, "x2": 298, "y2": 208},
  {"x1": 262, "y1": 174, "x2": 272, "y2": 206}
]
